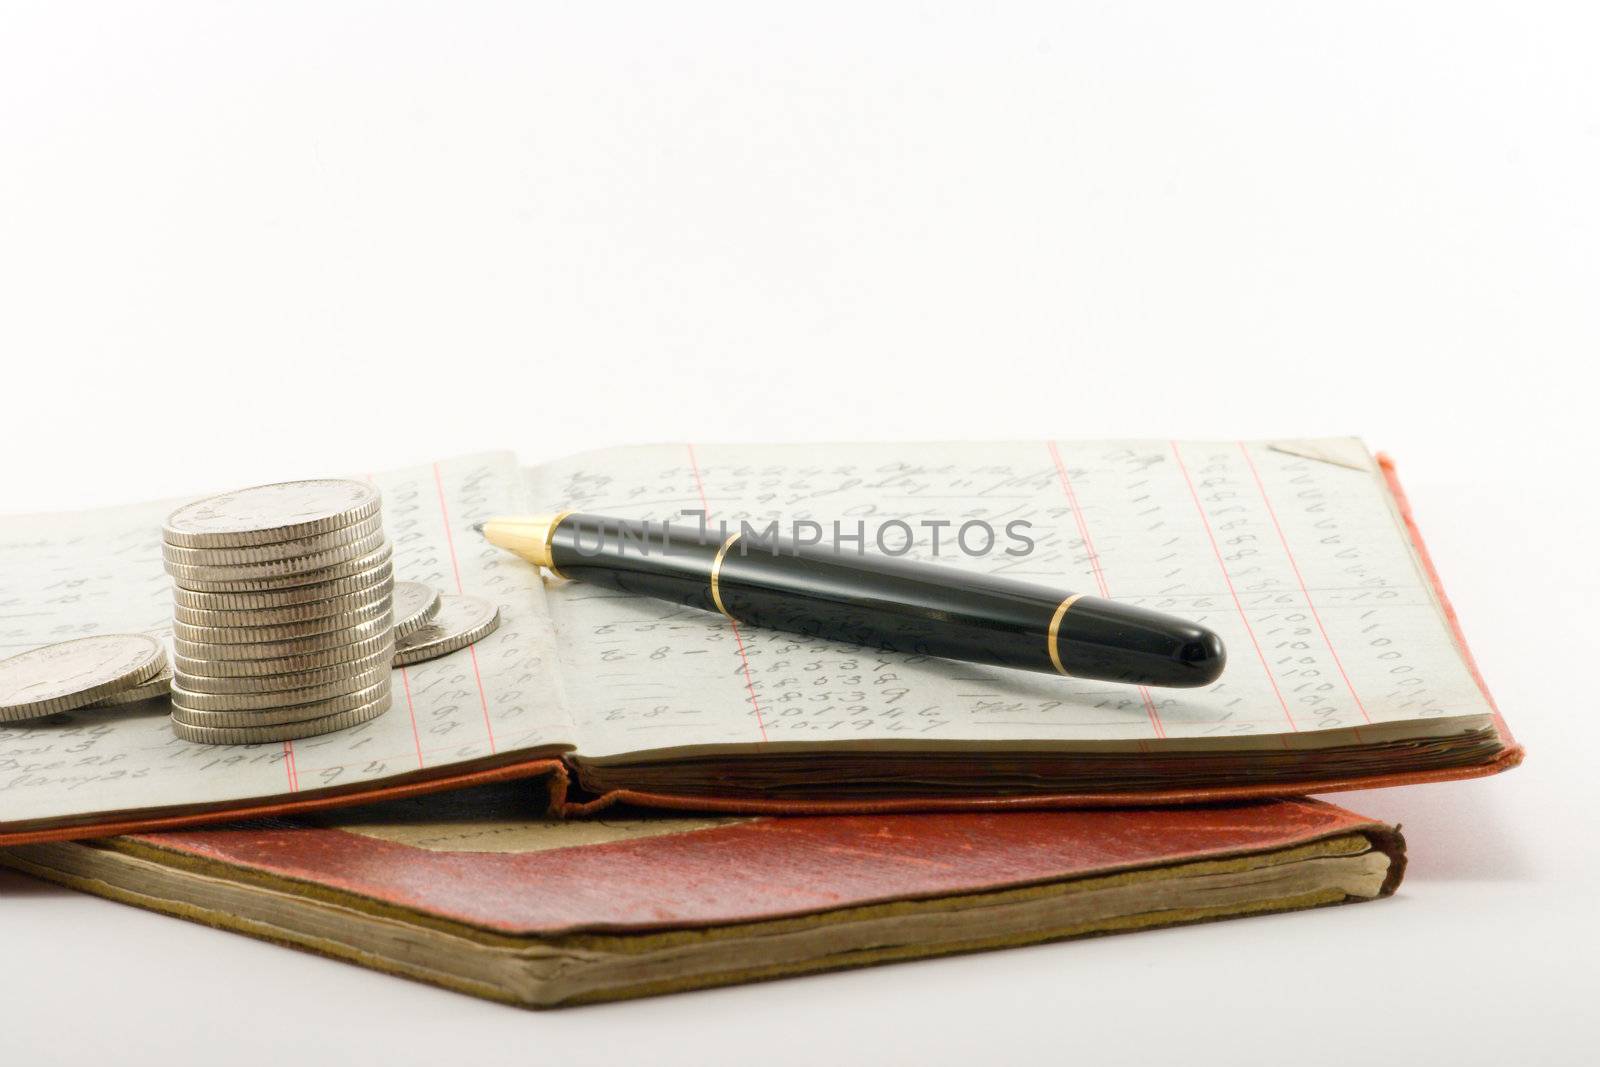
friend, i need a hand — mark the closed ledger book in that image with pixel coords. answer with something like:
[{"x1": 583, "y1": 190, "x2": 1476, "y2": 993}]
[
  {"x1": 0, "y1": 439, "x2": 1517, "y2": 844},
  {"x1": 0, "y1": 784, "x2": 1405, "y2": 1008}
]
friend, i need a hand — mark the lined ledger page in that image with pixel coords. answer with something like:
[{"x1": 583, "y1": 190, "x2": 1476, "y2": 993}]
[
  {"x1": 527, "y1": 440, "x2": 1496, "y2": 760},
  {"x1": 0, "y1": 453, "x2": 571, "y2": 832}
]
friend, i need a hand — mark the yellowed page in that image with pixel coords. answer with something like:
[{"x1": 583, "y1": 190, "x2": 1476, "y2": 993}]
[{"x1": 524, "y1": 440, "x2": 1494, "y2": 760}]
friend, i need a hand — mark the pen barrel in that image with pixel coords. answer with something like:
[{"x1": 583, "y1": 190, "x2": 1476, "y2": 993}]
[{"x1": 548, "y1": 515, "x2": 1224, "y2": 688}]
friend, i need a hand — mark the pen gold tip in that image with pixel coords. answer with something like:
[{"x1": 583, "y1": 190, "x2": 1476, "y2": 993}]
[{"x1": 477, "y1": 514, "x2": 567, "y2": 568}]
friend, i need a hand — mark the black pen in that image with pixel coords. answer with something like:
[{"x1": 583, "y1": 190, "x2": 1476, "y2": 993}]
[{"x1": 475, "y1": 513, "x2": 1226, "y2": 688}]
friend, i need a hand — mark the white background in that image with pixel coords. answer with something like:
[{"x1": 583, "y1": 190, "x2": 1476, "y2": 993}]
[{"x1": 2, "y1": 3, "x2": 1596, "y2": 1064}]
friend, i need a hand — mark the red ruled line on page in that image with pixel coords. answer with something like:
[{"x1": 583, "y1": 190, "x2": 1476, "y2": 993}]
[
  {"x1": 434, "y1": 461, "x2": 497, "y2": 755},
  {"x1": 282, "y1": 742, "x2": 299, "y2": 792},
  {"x1": 1047, "y1": 442, "x2": 1165, "y2": 740},
  {"x1": 399, "y1": 666, "x2": 425, "y2": 767},
  {"x1": 686, "y1": 443, "x2": 769, "y2": 743},
  {"x1": 1237, "y1": 442, "x2": 1371, "y2": 737},
  {"x1": 371, "y1": 471, "x2": 426, "y2": 768},
  {"x1": 432, "y1": 463, "x2": 466, "y2": 596},
  {"x1": 1170, "y1": 441, "x2": 1298, "y2": 736}
]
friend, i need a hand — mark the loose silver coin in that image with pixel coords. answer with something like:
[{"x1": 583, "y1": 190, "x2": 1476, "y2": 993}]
[
  {"x1": 163, "y1": 479, "x2": 381, "y2": 548},
  {"x1": 391, "y1": 582, "x2": 443, "y2": 638},
  {"x1": 0, "y1": 634, "x2": 167, "y2": 722},
  {"x1": 393, "y1": 595, "x2": 501, "y2": 667},
  {"x1": 87, "y1": 667, "x2": 173, "y2": 708}
]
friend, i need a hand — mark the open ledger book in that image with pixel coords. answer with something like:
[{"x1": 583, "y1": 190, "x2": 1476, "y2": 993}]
[{"x1": 0, "y1": 441, "x2": 1519, "y2": 842}]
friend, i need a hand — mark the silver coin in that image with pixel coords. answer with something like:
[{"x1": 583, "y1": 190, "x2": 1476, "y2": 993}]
[
  {"x1": 87, "y1": 667, "x2": 173, "y2": 708},
  {"x1": 393, "y1": 595, "x2": 501, "y2": 667},
  {"x1": 172, "y1": 542, "x2": 392, "y2": 592},
  {"x1": 163, "y1": 479, "x2": 381, "y2": 548},
  {"x1": 173, "y1": 596, "x2": 392, "y2": 643},
  {"x1": 164, "y1": 529, "x2": 389, "y2": 583},
  {"x1": 171, "y1": 680, "x2": 391, "y2": 728},
  {"x1": 392, "y1": 582, "x2": 442, "y2": 638},
  {"x1": 173, "y1": 645, "x2": 396, "y2": 693},
  {"x1": 171, "y1": 566, "x2": 395, "y2": 612},
  {"x1": 0, "y1": 634, "x2": 168, "y2": 722},
  {"x1": 161, "y1": 513, "x2": 384, "y2": 567},
  {"x1": 170, "y1": 691, "x2": 392, "y2": 744},
  {"x1": 175, "y1": 613, "x2": 392, "y2": 662},
  {"x1": 171, "y1": 665, "x2": 391, "y2": 709},
  {"x1": 173, "y1": 629, "x2": 395, "y2": 677}
]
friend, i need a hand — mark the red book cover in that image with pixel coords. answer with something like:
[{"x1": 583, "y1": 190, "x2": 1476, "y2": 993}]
[{"x1": 0, "y1": 790, "x2": 1405, "y2": 1008}]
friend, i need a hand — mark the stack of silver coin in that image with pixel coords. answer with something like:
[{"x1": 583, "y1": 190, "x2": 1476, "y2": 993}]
[{"x1": 163, "y1": 480, "x2": 401, "y2": 745}]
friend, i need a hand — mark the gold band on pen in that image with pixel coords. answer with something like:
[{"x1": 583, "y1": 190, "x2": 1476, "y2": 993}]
[
  {"x1": 1047, "y1": 593, "x2": 1086, "y2": 676},
  {"x1": 709, "y1": 532, "x2": 742, "y2": 618},
  {"x1": 543, "y1": 510, "x2": 576, "y2": 580}
]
